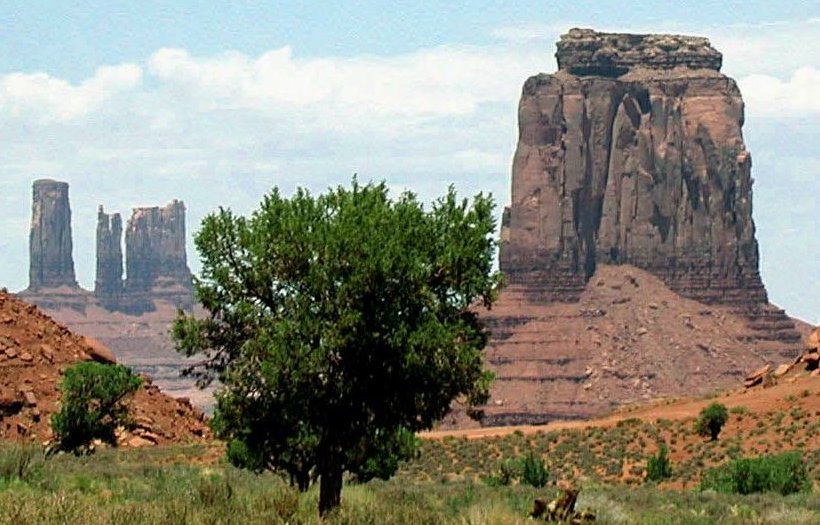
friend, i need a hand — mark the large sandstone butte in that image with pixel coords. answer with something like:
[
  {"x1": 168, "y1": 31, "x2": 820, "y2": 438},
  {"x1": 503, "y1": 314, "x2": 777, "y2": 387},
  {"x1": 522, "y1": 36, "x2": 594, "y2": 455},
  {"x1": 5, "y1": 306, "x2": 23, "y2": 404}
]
[{"x1": 460, "y1": 29, "x2": 804, "y2": 428}]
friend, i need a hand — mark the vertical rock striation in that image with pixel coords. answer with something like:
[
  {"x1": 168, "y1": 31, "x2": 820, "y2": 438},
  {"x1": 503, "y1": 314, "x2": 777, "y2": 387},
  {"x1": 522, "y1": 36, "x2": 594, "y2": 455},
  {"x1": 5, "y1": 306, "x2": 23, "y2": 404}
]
[
  {"x1": 28, "y1": 179, "x2": 77, "y2": 290},
  {"x1": 499, "y1": 28, "x2": 798, "y2": 343},
  {"x1": 94, "y1": 206, "x2": 123, "y2": 308},
  {"x1": 121, "y1": 200, "x2": 193, "y2": 314}
]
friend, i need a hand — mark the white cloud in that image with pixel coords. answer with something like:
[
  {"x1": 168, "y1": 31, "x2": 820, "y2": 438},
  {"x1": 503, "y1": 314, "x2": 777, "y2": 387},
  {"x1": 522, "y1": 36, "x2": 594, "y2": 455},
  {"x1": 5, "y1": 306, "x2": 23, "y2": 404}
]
[
  {"x1": 145, "y1": 44, "x2": 537, "y2": 118},
  {"x1": 739, "y1": 67, "x2": 820, "y2": 117},
  {"x1": 0, "y1": 64, "x2": 142, "y2": 123}
]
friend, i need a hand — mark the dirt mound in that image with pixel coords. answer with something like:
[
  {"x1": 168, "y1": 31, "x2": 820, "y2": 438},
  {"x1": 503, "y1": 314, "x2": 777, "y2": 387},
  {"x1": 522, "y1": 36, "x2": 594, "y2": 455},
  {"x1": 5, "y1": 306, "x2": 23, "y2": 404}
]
[
  {"x1": 443, "y1": 265, "x2": 802, "y2": 429},
  {"x1": 0, "y1": 291, "x2": 210, "y2": 445}
]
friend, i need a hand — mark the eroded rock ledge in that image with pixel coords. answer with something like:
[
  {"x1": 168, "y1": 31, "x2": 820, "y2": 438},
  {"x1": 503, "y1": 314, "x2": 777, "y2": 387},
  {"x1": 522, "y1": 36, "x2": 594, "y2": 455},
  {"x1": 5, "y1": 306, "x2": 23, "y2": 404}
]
[{"x1": 556, "y1": 27, "x2": 722, "y2": 77}]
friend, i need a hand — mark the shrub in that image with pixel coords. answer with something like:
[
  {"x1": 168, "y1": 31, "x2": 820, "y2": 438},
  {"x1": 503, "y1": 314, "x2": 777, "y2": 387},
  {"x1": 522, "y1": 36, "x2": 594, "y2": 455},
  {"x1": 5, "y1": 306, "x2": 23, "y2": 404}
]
[
  {"x1": 51, "y1": 362, "x2": 142, "y2": 452},
  {"x1": 484, "y1": 458, "x2": 521, "y2": 487},
  {"x1": 521, "y1": 451, "x2": 549, "y2": 488},
  {"x1": 645, "y1": 445, "x2": 672, "y2": 482},
  {"x1": 700, "y1": 451, "x2": 811, "y2": 495},
  {"x1": 695, "y1": 403, "x2": 728, "y2": 441}
]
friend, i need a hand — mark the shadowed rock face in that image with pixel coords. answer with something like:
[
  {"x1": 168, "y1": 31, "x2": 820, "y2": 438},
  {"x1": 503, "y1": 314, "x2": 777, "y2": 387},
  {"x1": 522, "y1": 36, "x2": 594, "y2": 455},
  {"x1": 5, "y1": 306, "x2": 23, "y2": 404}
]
[
  {"x1": 28, "y1": 180, "x2": 77, "y2": 290},
  {"x1": 95, "y1": 206, "x2": 123, "y2": 308},
  {"x1": 500, "y1": 28, "x2": 772, "y2": 312}
]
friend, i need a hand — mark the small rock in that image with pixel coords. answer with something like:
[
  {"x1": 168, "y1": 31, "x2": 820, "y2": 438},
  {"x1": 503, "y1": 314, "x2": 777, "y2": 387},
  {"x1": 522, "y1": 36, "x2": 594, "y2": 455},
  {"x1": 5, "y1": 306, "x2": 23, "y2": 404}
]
[
  {"x1": 637, "y1": 327, "x2": 648, "y2": 336},
  {"x1": 647, "y1": 303, "x2": 659, "y2": 310},
  {"x1": 22, "y1": 391, "x2": 37, "y2": 407},
  {"x1": 141, "y1": 432, "x2": 161, "y2": 444},
  {"x1": 128, "y1": 436, "x2": 154, "y2": 448},
  {"x1": 772, "y1": 363, "x2": 792, "y2": 378},
  {"x1": 19, "y1": 352, "x2": 33, "y2": 362}
]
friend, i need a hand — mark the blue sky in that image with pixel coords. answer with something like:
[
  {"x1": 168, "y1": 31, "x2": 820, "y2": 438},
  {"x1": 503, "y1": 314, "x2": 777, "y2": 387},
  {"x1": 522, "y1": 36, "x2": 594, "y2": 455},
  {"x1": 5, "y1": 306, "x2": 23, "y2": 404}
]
[{"x1": 0, "y1": 1, "x2": 818, "y2": 322}]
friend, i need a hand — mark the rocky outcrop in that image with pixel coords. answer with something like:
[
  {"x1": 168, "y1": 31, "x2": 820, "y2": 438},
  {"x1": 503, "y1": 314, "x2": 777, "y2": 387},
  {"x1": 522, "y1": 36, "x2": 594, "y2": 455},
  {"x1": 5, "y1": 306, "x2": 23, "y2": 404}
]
[
  {"x1": 27, "y1": 180, "x2": 77, "y2": 291},
  {"x1": 0, "y1": 290, "x2": 210, "y2": 444},
  {"x1": 120, "y1": 201, "x2": 194, "y2": 314},
  {"x1": 555, "y1": 28, "x2": 722, "y2": 77},
  {"x1": 499, "y1": 28, "x2": 799, "y2": 345},
  {"x1": 21, "y1": 182, "x2": 194, "y2": 316},
  {"x1": 446, "y1": 29, "x2": 805, "y2": 429},
  {"x1": 94, "y1": 206, "x2": 123, "y2": 309}
]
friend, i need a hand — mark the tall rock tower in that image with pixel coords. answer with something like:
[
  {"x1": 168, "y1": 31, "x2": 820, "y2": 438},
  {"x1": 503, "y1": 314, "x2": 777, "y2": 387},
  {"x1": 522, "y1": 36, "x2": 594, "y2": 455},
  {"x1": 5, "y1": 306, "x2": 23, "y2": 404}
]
[
  {"x1": 27, "y1": 179, "x2": 78, "y2": 290},
  {"x1": 120, "y1": 200, "x2": 193, "y2": 314},
  {"x1": 464, "y1": 29, "x2": 803, "y2": 428},
  {"x1": 94, "y1": 206, "x2": 124, "y2": 308}
]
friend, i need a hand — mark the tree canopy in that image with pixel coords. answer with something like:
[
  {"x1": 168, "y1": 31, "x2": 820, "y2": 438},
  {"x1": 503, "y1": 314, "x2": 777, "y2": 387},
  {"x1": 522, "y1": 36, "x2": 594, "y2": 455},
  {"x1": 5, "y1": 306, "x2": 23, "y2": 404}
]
[{"x1": 173, "y1": 180, "x2": 500, "y2": 515}]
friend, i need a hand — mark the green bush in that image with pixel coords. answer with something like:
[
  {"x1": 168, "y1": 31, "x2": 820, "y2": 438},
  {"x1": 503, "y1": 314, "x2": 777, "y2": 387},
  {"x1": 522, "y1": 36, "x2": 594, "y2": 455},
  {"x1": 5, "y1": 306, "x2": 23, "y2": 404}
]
[
  {"x1": 520, "y1": 451, "x2": 549, "y2": 488},
  {"x1": 700, "y1": 451, "x2": 811, "y2": 495},
  {"x1": 484, "y1": 458, "x2": 521, "y2": 487},
  {"x1": 695, "y1": 403, "x2": 728, "y2": 441},
  {"x1": 645, "y1": 445, "x2": 672, "y2": 482},
  {"x1": 51, "y1": 362, "x2": 142, "y2": 452}
]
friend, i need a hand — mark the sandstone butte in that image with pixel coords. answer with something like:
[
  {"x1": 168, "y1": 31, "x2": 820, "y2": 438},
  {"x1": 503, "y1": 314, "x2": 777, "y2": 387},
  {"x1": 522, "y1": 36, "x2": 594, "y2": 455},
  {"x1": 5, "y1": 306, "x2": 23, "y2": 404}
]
[
  {"x1": 0, "y1": 290, "x2": 210, "y2": 445},
  {"x1": 442, "y1": 28, "x2": 809, "y2": 428},
  {"x1": 16, "y1": 179, "x2": 208, "y2": 408}
]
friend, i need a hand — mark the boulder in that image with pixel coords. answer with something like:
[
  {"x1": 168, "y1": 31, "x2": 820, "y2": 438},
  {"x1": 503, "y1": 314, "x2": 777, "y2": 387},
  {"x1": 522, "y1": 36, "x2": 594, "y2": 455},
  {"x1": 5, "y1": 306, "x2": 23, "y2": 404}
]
[{"x1": 81, "y1": 336, "x2": 117, "y2": 364}]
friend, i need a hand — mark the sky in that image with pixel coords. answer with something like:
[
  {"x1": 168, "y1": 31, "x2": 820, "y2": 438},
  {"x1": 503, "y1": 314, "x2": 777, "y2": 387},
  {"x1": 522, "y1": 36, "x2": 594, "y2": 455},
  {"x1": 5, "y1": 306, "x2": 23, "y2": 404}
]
[{"x1": 0, "y1": 1, "x2": 818, "y2": 323}]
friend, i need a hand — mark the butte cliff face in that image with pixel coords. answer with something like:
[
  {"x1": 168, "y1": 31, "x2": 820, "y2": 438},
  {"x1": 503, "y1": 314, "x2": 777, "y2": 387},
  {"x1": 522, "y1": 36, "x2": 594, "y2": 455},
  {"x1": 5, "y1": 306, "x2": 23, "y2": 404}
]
[
  {"x1": 95, "y1": 206, "x2": 124, "y2": 309},
  {"x1": 120, "y1": 200, "x2": 194, "y2": 314},
  {"x1": 500, "y1": 29, "x2": 791, "y2": 326},
  {"x1": 27, "y1": 180, "x2": 78, "y2": 291},
  {"x1": 460, "y1": 29, "x2": 803, "y2": 428}
]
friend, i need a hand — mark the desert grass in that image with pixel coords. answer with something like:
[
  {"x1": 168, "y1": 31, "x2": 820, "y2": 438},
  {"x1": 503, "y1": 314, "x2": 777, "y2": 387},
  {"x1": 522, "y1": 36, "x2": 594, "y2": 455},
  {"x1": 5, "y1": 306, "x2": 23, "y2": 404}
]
[{"x1": 0, "y1": 442, "x2": 818, "y2": 524}]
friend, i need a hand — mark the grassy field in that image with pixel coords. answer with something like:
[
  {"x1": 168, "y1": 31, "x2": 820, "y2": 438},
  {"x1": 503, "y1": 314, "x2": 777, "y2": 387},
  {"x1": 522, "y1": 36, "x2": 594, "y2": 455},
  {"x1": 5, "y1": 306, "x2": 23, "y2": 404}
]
[{"x1": 0, "y1": 438, "x2": 818, "y2": 525}]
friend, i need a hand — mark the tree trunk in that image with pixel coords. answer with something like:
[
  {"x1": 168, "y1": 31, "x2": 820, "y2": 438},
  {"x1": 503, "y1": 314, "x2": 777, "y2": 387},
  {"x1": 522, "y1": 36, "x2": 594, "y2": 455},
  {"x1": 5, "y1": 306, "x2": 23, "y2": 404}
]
[
  {"x1": 318, "y1": 461, "x2": 343, "y2": 517},
  {"x1": 296, "y1": 469, "x2": 310, "y2": 492}
]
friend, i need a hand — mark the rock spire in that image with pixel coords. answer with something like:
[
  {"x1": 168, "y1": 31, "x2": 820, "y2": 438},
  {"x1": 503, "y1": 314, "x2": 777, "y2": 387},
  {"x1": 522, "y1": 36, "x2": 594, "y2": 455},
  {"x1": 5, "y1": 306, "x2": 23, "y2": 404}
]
[{"x1": 27, "y1": 179, "x2": 77, "y2": 290}]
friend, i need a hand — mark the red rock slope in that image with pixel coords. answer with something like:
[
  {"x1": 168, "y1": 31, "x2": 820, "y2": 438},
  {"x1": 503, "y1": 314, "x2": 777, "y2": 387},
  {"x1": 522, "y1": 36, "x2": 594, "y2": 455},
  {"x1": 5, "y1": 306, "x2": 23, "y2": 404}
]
[{"x1": 0, "y1": 291, "x2": 209, "y2": 445}]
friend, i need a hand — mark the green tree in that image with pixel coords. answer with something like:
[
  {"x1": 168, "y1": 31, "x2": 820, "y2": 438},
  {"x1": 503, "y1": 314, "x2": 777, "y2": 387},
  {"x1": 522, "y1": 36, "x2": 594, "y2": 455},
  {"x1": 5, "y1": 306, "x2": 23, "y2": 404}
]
[
  {"x1": 51, "y1": 362, "x2": 142, "y2": 452},
  {"x1": 173, "y1": 180, "x2": 500, "y2": 516},
  {"x1": 695, "y1": 402, "x2": 729, "y2": 441}
]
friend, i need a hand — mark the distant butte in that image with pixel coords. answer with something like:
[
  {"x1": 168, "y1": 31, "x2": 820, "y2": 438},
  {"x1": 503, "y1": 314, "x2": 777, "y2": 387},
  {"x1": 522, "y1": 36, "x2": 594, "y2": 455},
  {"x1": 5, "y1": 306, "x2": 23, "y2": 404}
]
[
  {"x1": 449, "y1": 28, "x2": 805, "y2": 428},
  {"x1": 16, "y1": 181, "x2": 207, "y2": 409}
]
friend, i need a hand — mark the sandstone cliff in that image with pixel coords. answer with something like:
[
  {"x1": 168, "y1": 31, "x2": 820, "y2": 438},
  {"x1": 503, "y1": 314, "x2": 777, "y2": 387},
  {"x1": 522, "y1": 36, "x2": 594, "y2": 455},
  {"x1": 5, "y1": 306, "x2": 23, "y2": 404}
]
[
  {"x1": 95, "y1": 206, "x2": 123, "y2": 309},
  {"x1": 499, "y1": 28, "x2": 797, "y2": 342},
  {"x1": 120, "y1": 200, "x2": 194, "y2": 314},
  {"x1": 17, "y1": 182, "x2": 203, "y2": 408},
  {"x1": 465, "y1": 29, "x2": 803, "y2": 428}
]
